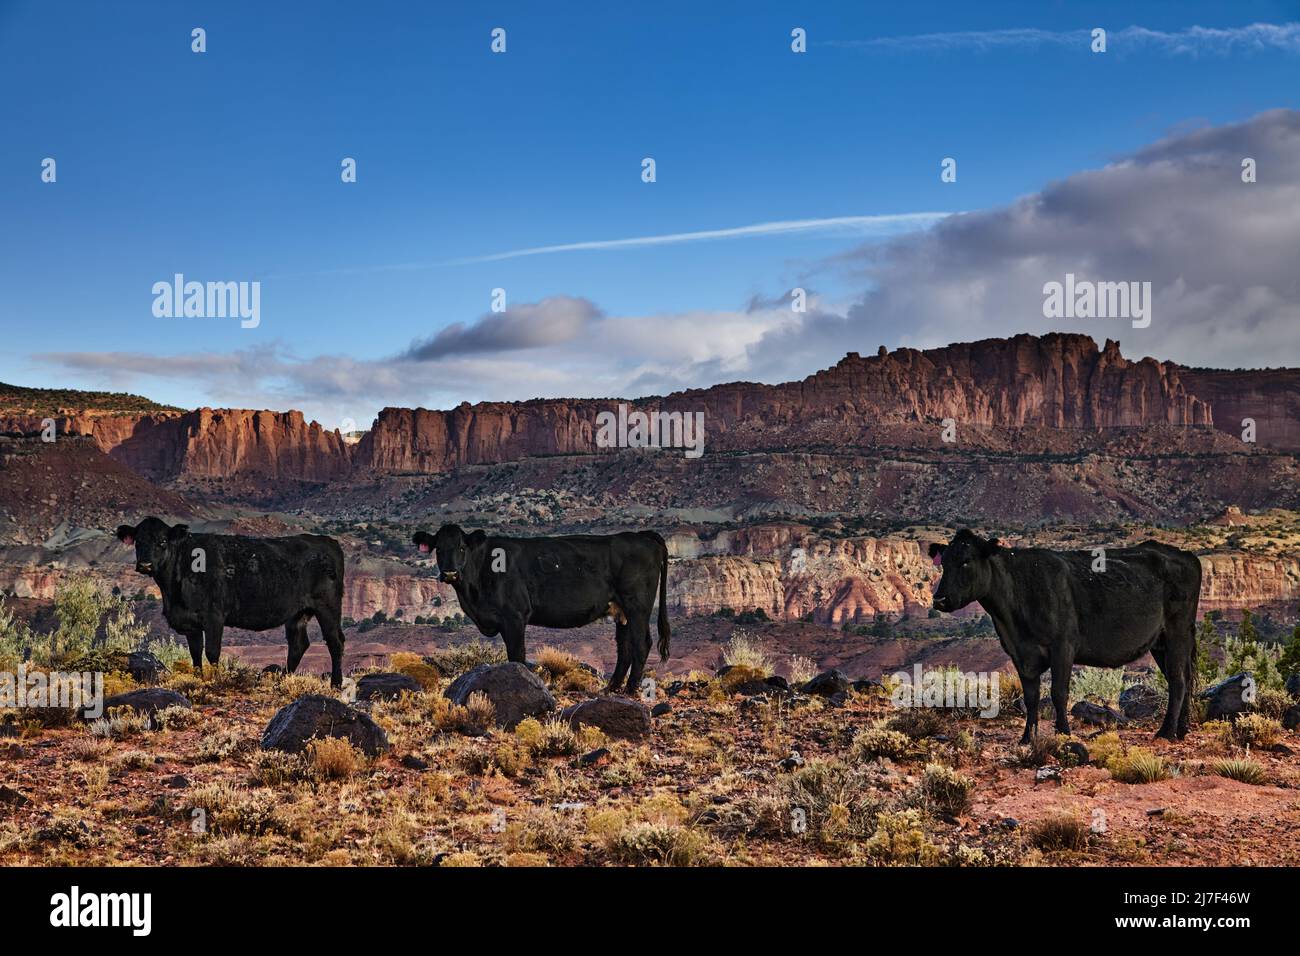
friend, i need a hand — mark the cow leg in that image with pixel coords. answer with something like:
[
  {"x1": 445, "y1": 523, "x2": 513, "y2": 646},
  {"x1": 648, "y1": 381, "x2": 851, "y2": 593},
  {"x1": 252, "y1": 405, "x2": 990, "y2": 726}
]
[
  {"x1": 1018, "y1": 663, "x2": 1047, "y2": 745},
  {"x1": 606, "y1": 622, "x2": 631, "y2": 694},
  {"x1": 203, "y1": 617, "x2": 224, "y2": 667},
  {"x1": 1179, "y1": 653, "x2": 1193, "y2": 738},
  {"x1": 285, "y1": 614, "x2": 311, "y2": 674},
  {"x1": 624, "y1": 607, "x2": 651, "y2": 696},
  {"x1": 1156, "y1": 666, "x2": 1188, "y2": 742},
  {"x1": 314, "y1": 606, "x2": 345, "y2": 688},
  {"x1": 183, "y1": 630, "x2": 204, "y2": 671},
  {"x1": 499, "y1": 614, "x2": 527, "y2": 665},
  {"x1": 1049, "y1": 654, "x2": 1073, "y2": 736},
  {"x1": 1157, "y1": 626, "x2": 1193, "y2": 742}
]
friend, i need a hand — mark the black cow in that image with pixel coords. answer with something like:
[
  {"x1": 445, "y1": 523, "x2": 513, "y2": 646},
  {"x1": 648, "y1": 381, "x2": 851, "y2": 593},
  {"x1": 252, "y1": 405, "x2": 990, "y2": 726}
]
[
  {"x1": 928, "y1": 530, "x2": 1200, "y2": 742},
  {"x1": 116, "y1": 517, "x2": 346, "y2": 686},
  {"x1": 412, "y1": 525, "x2": 670, "y2": 694}
]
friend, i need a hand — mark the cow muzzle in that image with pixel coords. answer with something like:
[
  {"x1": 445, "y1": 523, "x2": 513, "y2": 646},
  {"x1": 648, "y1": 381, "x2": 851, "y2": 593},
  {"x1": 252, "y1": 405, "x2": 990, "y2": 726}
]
[
  {"x1": 135, "y1": 561, "x2": 154, "y2": 574},
  {"x1": 931, "y1": 595, "x2": 950, "y2": 612},
  {"x1": 439, "y1": 570, "x2": 460, "y2": 584}
]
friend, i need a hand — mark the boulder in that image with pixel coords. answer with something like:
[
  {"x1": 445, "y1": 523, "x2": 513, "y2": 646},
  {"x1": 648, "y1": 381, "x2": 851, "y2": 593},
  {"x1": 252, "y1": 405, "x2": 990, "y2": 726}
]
[
  {"x1": 802, "y1": 669, "x2": 851, "y2": 697},
  {"x1": 1285, "y1": 673, "x2": 1300, "y2": 701},
  {"x1": 560, "y1": 696, "x2": 652, "y2": 741},
  {"x1": 356, "y1": 672, "x2": 423, "y2": 701},
  {"x1": 1070, "y1": 700, "x2": 1127, "y2": 727},
  {"x1": 1060, "y1": 741, "x2": 1090, "y2": 766},
  {"x1": 126, "y1": 651, "x2": 165, "y2": 684},
  {"x1": 96, "y1": 688, "x2": 190, "y2": 721},
  {"x1": 1119, "y1": 683, "x2": 1164, "y2": 721},
  {"x1": 1201, "y1": 672, "x2": 1254, "y2": 721},
  {"x1": 444, "y1": 662, "x2": 555, "y2": 729},
  {"x1": 1283, "y1": 704, "x2": 1300, "y2": 732},
  {"x1": 260, "y1": 694, "x2": 389, "y2": 756}
]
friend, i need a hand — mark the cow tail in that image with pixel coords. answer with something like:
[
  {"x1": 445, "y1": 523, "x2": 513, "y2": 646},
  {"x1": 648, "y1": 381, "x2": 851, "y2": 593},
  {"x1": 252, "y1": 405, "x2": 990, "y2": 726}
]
[{"x1": 656, "y1": 538, "x2": 671, "y2": 662}]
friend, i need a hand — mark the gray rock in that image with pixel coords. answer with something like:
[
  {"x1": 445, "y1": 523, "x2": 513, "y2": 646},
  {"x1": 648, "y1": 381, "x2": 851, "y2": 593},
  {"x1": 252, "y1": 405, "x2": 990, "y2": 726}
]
[
  {"x1": 1283, "y1": 704, "x2": 1300, "y2": 732},
  {"x1": 95, "y1": 688, "x2": 190, "y2": 722},
  {"x1": 1060, "y1": 741, "x2": 1090, "y2": 766},
  {"x1": 1070, "y1": 700, "x2": 1127, "y2": 727},
  {"x1": 444, "y1": 662, "x2": 555, "y2": 729},
  {"x1": 803, "y1": 669, "x2": 851, "y2": 697},
  {"x1": 356, "y1": 672, "x2": 423, "y2": 701},
  {"x1": 650, "y1": 702, "x2": 672, "y2": 717},
  {"x1": 560, "y1": 696, "x2": 652, "y2": 741},
  {"x1": 1201, "y1": 672, "x2": 1254, "y2": 721},
  {"x1": 260, "y1": 694, "x2": 389, "y2": 756},
  {"x1": 0, "y1": 785, "x2": 30, "y2": 807},
  {"x1": 126, "y1": 651, "x2": 165, "y2": 684},
  {"x1": 1119, "y1": 683, "x2": 1164, "y2": 721}
]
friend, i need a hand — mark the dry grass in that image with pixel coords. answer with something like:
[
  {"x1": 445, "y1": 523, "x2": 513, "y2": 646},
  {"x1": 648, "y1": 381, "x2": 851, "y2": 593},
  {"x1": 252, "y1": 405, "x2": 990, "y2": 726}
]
[
  {"x1": 4, "y1": 631, "x2": 1298, "y2": 870},
  {"x1": 920, "y1": 763, "x2": 976, "y2": 817},
  {"x1": 1109, "y1": 748, "x2": 1171, "y2": 784},
  {"x1": 720, "y1": 634, "x2": 773, "y2": 675},
  {"x1": 1029, "y1": 812, "x2": 1090, "y2": 852},
  {"x1": 851, "y1": 728, "x2": 911, "y2": 761},
  {"x1": 307, "y1": 737, "x2": 362, "y2": 780},
  {"x1": 387, "y1": 651, "x2": 442, "y2": 691}
]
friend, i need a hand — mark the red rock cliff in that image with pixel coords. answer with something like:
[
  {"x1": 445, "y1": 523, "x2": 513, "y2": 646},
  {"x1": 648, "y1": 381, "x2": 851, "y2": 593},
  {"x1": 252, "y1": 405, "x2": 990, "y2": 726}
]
[
  {"x1": 358, "y1": 333, "x2": 1215, "y2": 472},
  {"x1": 0, "y1": 409, "x2": 353, "y2": 483}
]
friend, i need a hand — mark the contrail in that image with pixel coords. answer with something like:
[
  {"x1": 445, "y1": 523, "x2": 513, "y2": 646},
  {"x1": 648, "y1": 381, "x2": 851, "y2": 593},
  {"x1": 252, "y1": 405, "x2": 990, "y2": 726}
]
[
  {"x1": 263, "y1": 212, "x2": 952, "y2": 278},
  {"x1": 441, "y1": 213, "x2": 952, "y2": 265},
  {"x1": 825, "y1": 22, "x2": 1300, "y2": 55}
]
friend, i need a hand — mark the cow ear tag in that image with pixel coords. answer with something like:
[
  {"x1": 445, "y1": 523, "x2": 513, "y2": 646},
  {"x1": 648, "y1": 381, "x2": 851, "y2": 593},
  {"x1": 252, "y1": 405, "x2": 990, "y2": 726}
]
[{"x1": 123, "y1": 534, "x2": 135, "y2": 547}]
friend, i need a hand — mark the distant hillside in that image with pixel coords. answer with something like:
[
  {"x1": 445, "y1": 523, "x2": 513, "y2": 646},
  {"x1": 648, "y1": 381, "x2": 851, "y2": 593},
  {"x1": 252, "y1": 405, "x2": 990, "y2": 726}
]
[{"x1": 0, "y1": 382, "x2": 180, "y2": 416}]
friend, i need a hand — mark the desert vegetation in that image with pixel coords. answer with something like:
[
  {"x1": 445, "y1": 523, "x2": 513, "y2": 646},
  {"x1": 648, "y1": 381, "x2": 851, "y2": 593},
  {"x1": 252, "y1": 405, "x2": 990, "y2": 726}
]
[{"x1": 0, "y1": 586, "x2": 1298, "y2": 867}]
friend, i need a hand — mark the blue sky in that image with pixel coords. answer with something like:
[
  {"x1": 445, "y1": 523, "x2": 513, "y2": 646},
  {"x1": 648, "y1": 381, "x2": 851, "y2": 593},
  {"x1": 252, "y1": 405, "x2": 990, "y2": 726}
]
[{"x1": 2, "y1": 1, "x2": 1298, "y2": 428}]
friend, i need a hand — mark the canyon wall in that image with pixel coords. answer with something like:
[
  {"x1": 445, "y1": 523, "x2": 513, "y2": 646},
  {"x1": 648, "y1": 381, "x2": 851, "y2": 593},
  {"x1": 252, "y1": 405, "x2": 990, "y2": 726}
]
[
  {"x1": 1178, "y1": 367, "x2": 1300, "y2": 450},
  {"x1": 356, "y1": 334, "x2": 1220, "y2": 473},
  {"x1": 0, "y1": 409, "x2": 353, "y2": 483},
  {"x1": 3, "y1": 335, "x2": 1294, "y2": 487}
]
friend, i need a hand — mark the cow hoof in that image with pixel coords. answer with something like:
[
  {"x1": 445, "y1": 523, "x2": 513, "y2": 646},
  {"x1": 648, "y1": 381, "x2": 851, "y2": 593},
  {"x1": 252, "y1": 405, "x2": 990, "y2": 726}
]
[{"x1": 1018, "y1": 734, "x2": 1033, "y2": 746}]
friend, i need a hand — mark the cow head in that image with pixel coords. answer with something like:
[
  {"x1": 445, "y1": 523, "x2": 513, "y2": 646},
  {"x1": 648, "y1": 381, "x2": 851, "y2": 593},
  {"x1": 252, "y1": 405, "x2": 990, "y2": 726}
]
[
  {"x1": 412, "y1": 525, "x2": 486, "y2": 585},
  {"x1": 928, "y1": 529, "x2": 1001, "y2": 613},
  {"x1": 116, "y1": 517, "x2": 189, "y2": 576}
]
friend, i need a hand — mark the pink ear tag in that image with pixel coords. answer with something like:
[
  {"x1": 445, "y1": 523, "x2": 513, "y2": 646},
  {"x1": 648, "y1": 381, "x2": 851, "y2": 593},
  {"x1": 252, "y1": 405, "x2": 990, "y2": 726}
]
[
  {"x1": 419, "y1": 542, "x2": 430, "y2": 553},
  {"x1": 123, "y1": 535, "x2": 135, "y2": 547}
]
